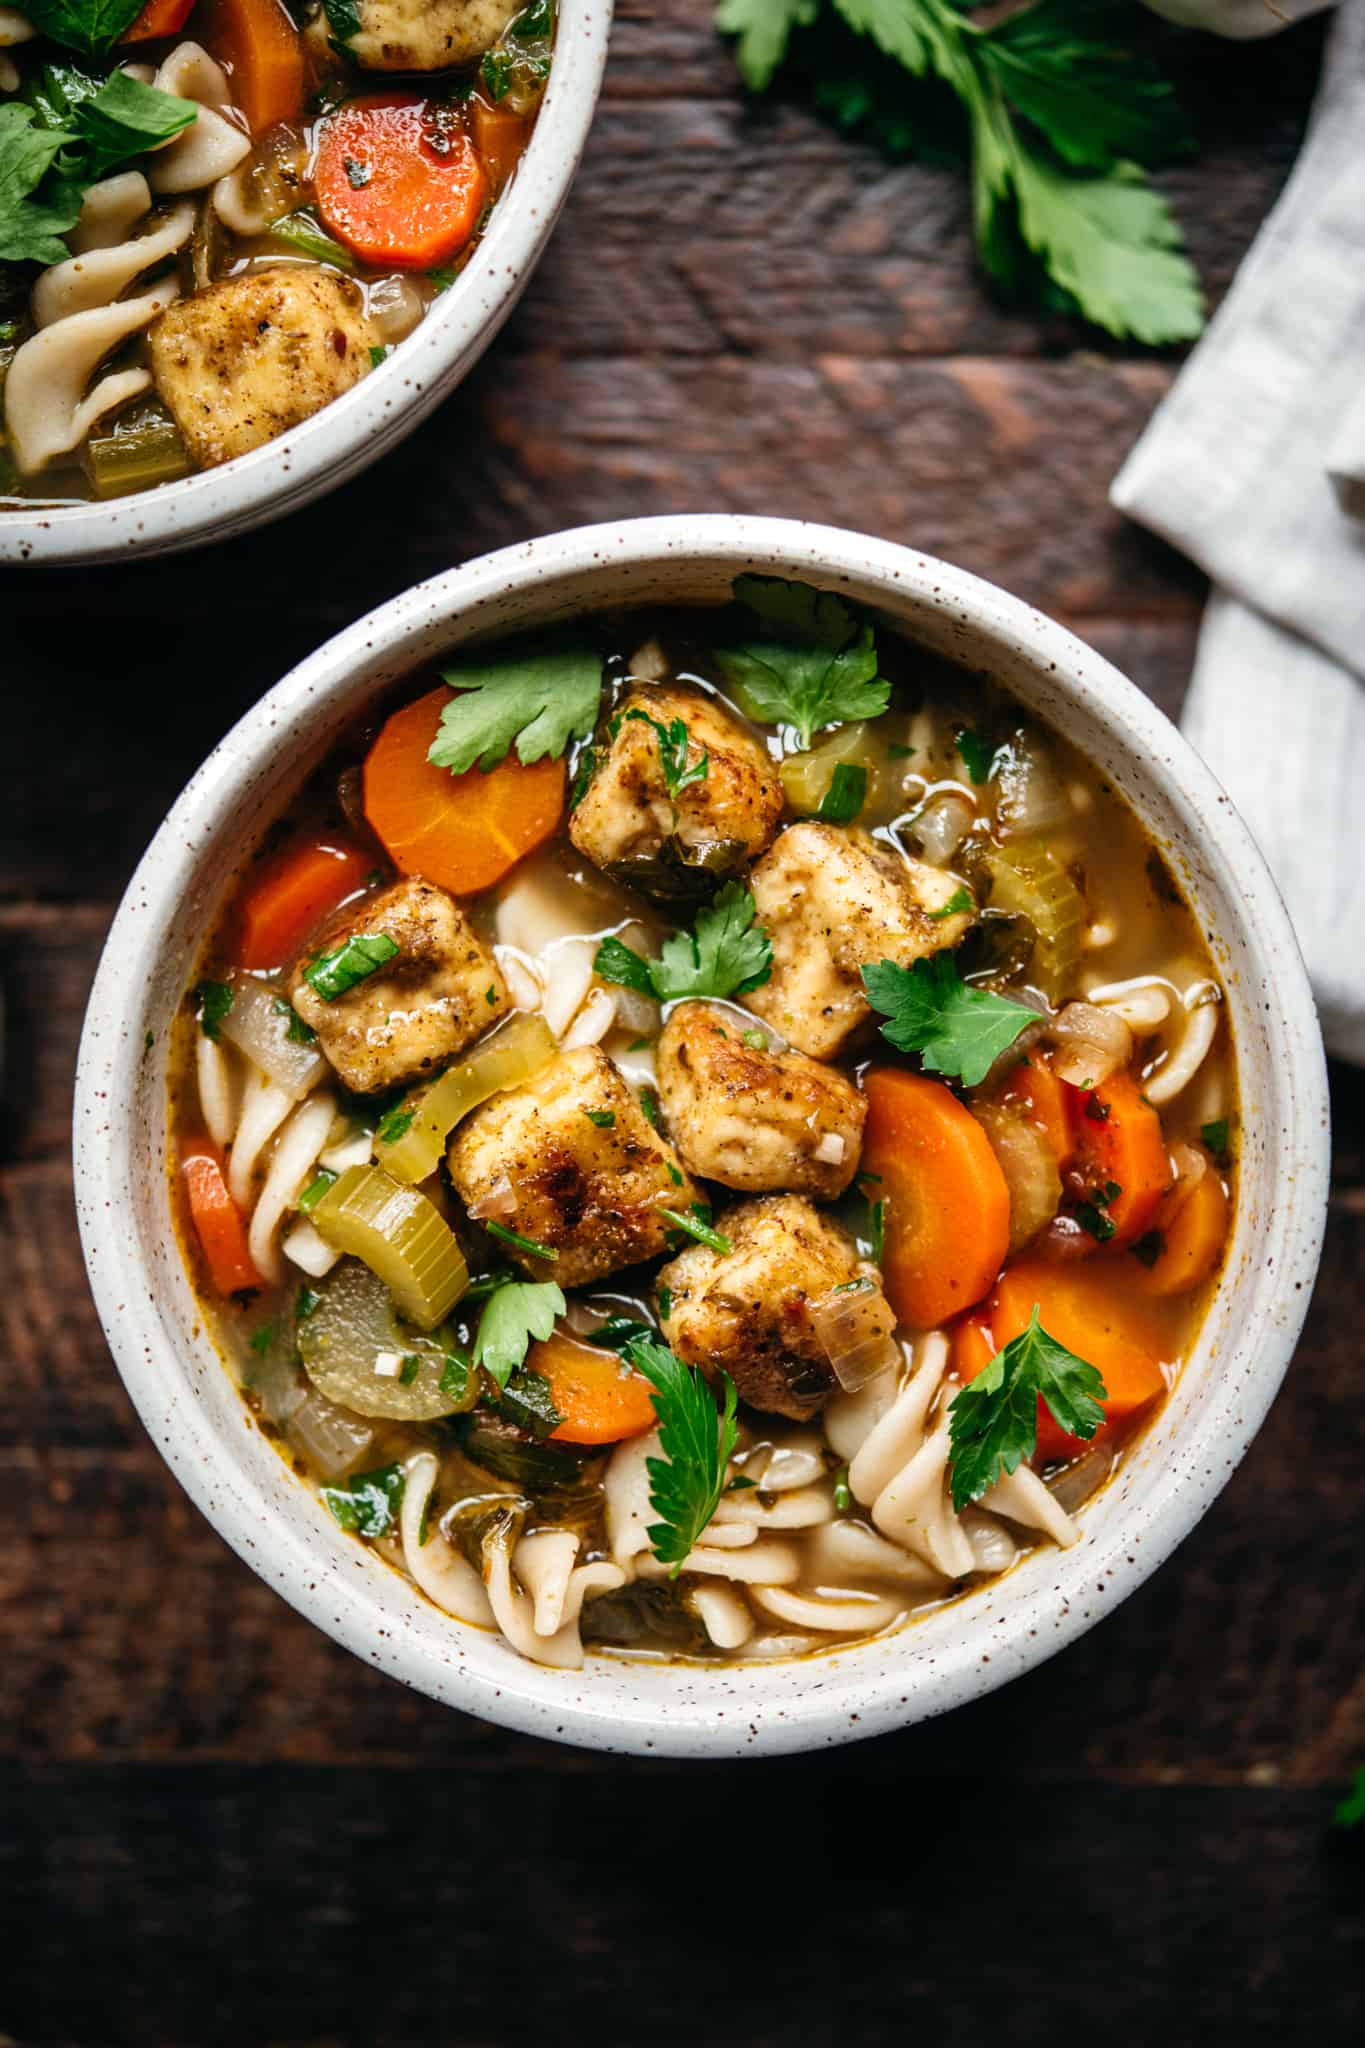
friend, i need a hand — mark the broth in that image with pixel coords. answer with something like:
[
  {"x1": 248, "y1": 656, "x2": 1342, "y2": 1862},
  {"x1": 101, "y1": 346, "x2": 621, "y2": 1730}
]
[{"x1": 168, "y1": 588, "x2": 1236, "y2": 1670}]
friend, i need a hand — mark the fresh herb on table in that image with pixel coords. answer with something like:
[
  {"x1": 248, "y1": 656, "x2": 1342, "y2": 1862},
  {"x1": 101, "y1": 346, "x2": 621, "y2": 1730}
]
[
  {"x1": 428, "y1": 633, "x2": 603, "y2": 773},
  {"x1": 862, "y1": 951, "x2": 1043, "y2": 1087},
  {"x1": 472, "y1": 1279, "x2": 566, "y2": 1386},
  {"x1": 622, "y1": 1334, "x2": 740, "y2": 1573},
  {"x1": 625, "y1": 708, "x2": 710, "y2": 800},
  {"x1": 194, "y1": 979, "x2": 234, "y2": 1042},
  {"x1": 594, "y1": 880, "x2": 773, "y2": 1004},
  {"x1": 304, "y1": 931, "x2": 398, "y2": 1001},
  {"x1": 715, "y1": 0, "x2": 1203, "y2": 345},
  {"x1": 947, "y1": 1307, "x2": 1107, "y2": 1510},
  {"x1": 815, "y1": 761, "x2": 867, "y2": 823},
  {"x1": 657, "y1": 1204, "x2": 733, "y2": 1256},
  {"x1": 928, "y1": 885, "x2": 974, "y2": 922},
  {"x1": 321, "y1": 1461, "x2": 406, "y2": 1538},
  {"x1": 713, "y1": 574, "x2": 890, "y2": 748}
]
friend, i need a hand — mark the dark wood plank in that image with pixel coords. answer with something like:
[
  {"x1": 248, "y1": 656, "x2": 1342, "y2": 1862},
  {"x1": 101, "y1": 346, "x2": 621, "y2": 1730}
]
[{"x1": 2, "y1": 1766, "x2": 1361, "y2": 2047}]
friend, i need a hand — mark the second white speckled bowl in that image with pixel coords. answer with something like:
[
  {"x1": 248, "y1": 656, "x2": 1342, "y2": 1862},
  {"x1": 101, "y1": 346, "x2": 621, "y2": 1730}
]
[
  {"x1": 0, "y1": 0, "x2": 612, "y2": 567},
  {"x1": 74, "y1": 516, "x2": 1331, "y2": 1756}
]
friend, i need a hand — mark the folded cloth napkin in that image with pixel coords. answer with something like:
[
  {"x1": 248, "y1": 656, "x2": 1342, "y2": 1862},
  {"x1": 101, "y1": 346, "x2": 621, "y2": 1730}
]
[{"x1": 1112, "y1": 0, "x2": 1365, "y2": 1064}]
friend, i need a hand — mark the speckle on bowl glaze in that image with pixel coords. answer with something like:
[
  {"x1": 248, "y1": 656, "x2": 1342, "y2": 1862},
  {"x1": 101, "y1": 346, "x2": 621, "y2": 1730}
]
[
  {"x1": 0, "y1": 1, "x2": 612, "y2": 568},
  {"x1": 73, "y1": 517, "x2": 1330, "y2": 1757}
]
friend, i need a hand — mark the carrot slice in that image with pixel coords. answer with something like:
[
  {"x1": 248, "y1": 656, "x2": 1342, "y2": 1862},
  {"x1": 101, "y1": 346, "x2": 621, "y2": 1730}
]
[
  {"x1": 231, "y1": 837, "x2": 374, "y2": 973},
  {"x1": 363, "y1": 685, "x2": 565, "y2": 896},
  {"x1": 182, "y1": 1141, "x2": 261, "y2": 1295},
  {"x1": 998, "y1": 1052, "x2": 1073, "y2": 1168},
  {"x1": 201, "y1": 0, "x2": 304, "y2": 133},
  {"x1": 528, "y1": 1333, "x2": 659, "y2": 1447},
  {"x1": 1134, "y1": 1158, "x2": 1231, "y2": 1298},
  {"x1": 471, "y1": 92, "x2": 532, "y2": 193},
  {"x1": 121, "y1": 0, "x2": 195, "y2": 40},
  {"x1": 862, "y1": 1067, "x2": 1011, "y2": 1330},
  {"x1": 315, "y1": 95, "x2": 490, "y2": 270},
  {"x1": 1066, "y1": 1069, "x2": 1173, "y2": 1247},
  {"x1": 954, "y1": 1258, "x2": 1169, "y2": 1462}
]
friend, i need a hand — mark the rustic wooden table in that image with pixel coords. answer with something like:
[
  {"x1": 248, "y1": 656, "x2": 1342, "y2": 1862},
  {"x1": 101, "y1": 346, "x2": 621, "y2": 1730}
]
[{"x1": 2, "y1": 5, "x2": 1361, "y2": 2041}]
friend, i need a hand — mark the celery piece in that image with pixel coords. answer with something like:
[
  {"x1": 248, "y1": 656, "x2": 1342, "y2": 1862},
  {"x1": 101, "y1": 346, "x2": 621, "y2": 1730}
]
[
  {"x1": 297, "y1": 1258, "x2": 479, "y2": 1421},
  {"x1": 310, "y1": 1164, "x2": 467, "y2": 1328},
  {"x1": 375, "y1": 1013, "x2": 557, "y2": 1185},
  {"x1": 981, "y1": 840, "x2": 1084, "y2": 1005},
  {"x1": 264, "y1": 212, "x2": 358, "y2": 273},
  {"x1": 85, "y1": 409, "x2": 192, "y2": 499}
]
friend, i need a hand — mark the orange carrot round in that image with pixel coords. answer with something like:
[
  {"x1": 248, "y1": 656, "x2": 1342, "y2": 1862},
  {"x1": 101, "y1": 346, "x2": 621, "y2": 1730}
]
[
  {"x1": 182, "y1": 1141, "x2": 261, "y2": 1295},
  {"x1": 954, "y1": 1258, "x2": 1169, "y2": 1463},
  {"x1": 231, "y1": 837, "x2": 374, "y2": 973},
  {"x1": 998, "y1": 1052, "x2": 1073, "y2": 1168},
  {"x1": 201, "y1": 0, "x2": 304, "y2": 133},
  {"x1": 528, "y1": 1333, "x2": 658, "y2": 1446},
  {"x1": 315, "y1": 96, "x2": 490, "y2": 270},
  {"x1": 1134, "y1": 1158, "x2": 1230, "y2": 1298},
  {"x1": 471, "y1": 92, "x2": 532, "y2": 192},
  {"x1": 363, "y1": 685, "x2": 565, "y2": 896},
  {"x1": 1066, "y1": 1069, "x2": 1173, "y2": 1247},
  {"x1": 862, "y1": 1067, "x2": 1011, "y2": 1330},
  {"x1": 121, "y1": 0, "x2": 195, "y2": 41}
]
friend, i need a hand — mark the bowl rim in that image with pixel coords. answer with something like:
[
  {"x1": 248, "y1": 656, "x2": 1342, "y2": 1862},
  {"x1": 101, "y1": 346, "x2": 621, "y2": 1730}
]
[
  {"x1": 73, "y1": 514, "x2": 1332, "y2": 1757},
  {"x1": 0, "y1": 0, "x2": 613, "y2": 568}
]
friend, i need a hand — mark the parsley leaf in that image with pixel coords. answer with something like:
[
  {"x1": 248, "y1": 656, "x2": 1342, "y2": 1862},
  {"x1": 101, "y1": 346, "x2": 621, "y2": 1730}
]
[
  {"x1": 713, "y1": 574, "x2": 890, "y2": 747},
  {"x1": 955, "y1": 726, "x2": 998, "y2": 784},
  {"x1": 304, "y1": 932, "x2": 398, "y2": 1001},
  {"x1": 194, "y1": 979, "x2": 234, "y2": 1042},
  {"x1": 68, "y1": 69, "x2": 198, "y2": 178},
  {"x1": 320, "y1": 1461, "x2": 406, "y2": 1539},
  {"x1": 321, "y1": 0, "x2": 361, "y2": 44},
  {"x1": 657, "y1": 1205, "x2": 733, "y2": 1255},
  {"x1": 375, "y1": 1104, "x2": 415, "y2": 1145},
  {"x1": 591, "y1": 1315, "x2": 657, "y2": 1351},
  {"x1": 816, "y1": 761, "x2": 867, "y2": 823},
  {"x1": 1200, "y1": 1118, "x2": 1231, "y2": 1167},
  {"x1": 484, "y1": 1219, "x2": 558, "y2": 1263},
  {"x1": 429, "y1": 634, "x2": 603, "y2": 774},
  {"x1": 862, "y1": 951, "x2": 1041, "y2": 1087},
  {"x1": 594, "y1": 881, "x2": 773, "y2": 1005},
  {"x1": 497, "y1": 1365, "x2": 566, "y2": 1439},
  {"x1": 0, "y1": 105, "x2": 82, "y2": 264},
  {"x1": 715, "y1": 0, "x2": 817, "y2": 89},
  {"x1": 19, "y1": 0, "x2": 145, "y2": 58},
  {"x1": 947, "y1": 1307, "x2": 1107, "y2": 1511},
  {"x1": 623, "y1": 1335, "x2": 739, "y2": 1574},
  {"x1": 928, "y1": 885, "x2": 974, "y2": 922},
  {"x1": 273, "y1": 997, "x2": 316, "y2": 1045},
  {"x1": 473, "y1": 1280, "x2": 566, "y2": 1387},
  {"x1": 625, "y1": 708, "x2": 710, "y2": 800}
]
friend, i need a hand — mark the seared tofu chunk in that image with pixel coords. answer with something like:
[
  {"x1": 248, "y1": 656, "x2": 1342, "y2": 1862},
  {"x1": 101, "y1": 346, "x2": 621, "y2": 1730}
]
[
  {"x1": 657, "y1": 1002, "x2": 865, "y2": 1197},
  {"x1": 148, "y1": 267, "x2": 377, "y2": 469},
  {"x1": 569, "y1": 685, "x2": 783, "y2": 884},
  {"x1": 447, "y1": 1046, "x2": 698, "y2": 1286},
  {"x1": 660, "y1": 1195, "x2": 888, "y2": 1421},
  {"x1": 291, "y1": 879, "x2": 508, "y2": 1096},
  {"x1": 307, "y1": 0, "x2": 518, "y2": 70},
  {"x1": 743, "y1": 822, "x2": 974, "y2": 1059}
]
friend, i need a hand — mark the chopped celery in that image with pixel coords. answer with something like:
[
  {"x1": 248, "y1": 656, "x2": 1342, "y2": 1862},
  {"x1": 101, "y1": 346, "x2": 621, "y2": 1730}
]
[
  {"x1": 980, "y1": 840, "x2": 1084, "y2": 1005},
  {"x1": 264, "y1": 212, "x2": 357, "y2": 273},
  {"x1": 375, "y1": 1013, "x2": 557, "y2": 1184},
  {"x1": 297, "y1": 1258, "x2": 478, "y2": 1421},
  {"x1": 779, "y1": 721, "x2": 883, "y2": 815},
  {"x1": 311, "y1": 1165, "x2": 467, "y2": 1328},
  {"x1": 85, "y1": 409, "x2": 191, "y2": 499}
]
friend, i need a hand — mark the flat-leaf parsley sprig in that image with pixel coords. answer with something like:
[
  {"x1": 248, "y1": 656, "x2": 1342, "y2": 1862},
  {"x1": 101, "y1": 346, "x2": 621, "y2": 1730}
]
[
  {"x1": 594, "y1": 881, "x2": 773, "y2": 1004},
  {"x1": 714, "y1": 573, "x2": 891, "y2": 749},
  {"x1": 623, "y1": 1334, "x2": 740, "y2": 1572},
  {"x1": 715, "y1": 0, "x2": 1203, "y2": 346},
  {"x1": 947, "y1": 1307, "x2": 1107, "y2": 1511},
  {"x1": 861, "y1": 950, "x2": 1042, "y2": 1088}
]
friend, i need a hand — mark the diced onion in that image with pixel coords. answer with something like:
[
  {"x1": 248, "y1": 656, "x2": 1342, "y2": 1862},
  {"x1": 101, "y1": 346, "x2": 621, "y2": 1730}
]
[
  {"x1": 218, "y1": 972, "x2": 328, "y2": 1099},
  {"x1": 561, "y1": 987, "x2": 617, "y2": 1049},
  {"x1": 318, "y1": 1127, "x2": 374, "y2": 1174},
  {"x1": 994, "y1": 734, "x2": 1072, "y2": 839},
  {"x1": 468, "y1": 1174, "x2": 517, "y2": 1221},
  {"x1": 810, "y1": 1279, "x2": 901, "y2": 1393},
  {"x1": 290, "y1": 1391, "x2": 373, "y2": 1478},
  {"x1": 911, "y1": 792, "x2": 975, "y2": 866},
  {"x1": 813, "y1": 1131, "x2": 846, "y2": 1166},
  {"x1": 281, "y1": 1216, "x2": 341, "y2": 1279},
  {"x1": 540, "y1": 938, "x2": 597, "y2": 1039},
  {"x1": 971, "y1": 1101, "x2": 1062, "y2": 1253},
  {"x1": 610, "y1": 986, "x2": 661, "y2": 1038},
  {"x1": 1045, "y1": 999, "x2": 1133, "y2": 1088}
]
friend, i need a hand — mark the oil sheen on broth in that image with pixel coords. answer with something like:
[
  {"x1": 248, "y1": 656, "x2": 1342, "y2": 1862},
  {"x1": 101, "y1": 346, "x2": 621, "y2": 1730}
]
[{"x1": 168, "y1": 586, "x2": 1236, "y2": 1671}]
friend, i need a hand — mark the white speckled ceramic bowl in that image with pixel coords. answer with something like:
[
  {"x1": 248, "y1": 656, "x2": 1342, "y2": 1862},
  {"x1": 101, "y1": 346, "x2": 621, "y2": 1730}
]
[
  {"x1": 74, "y1": 516, "x2": 1331, "y2": 1756},
  {"x1": 0, "y1": 1, "x2": 611, "y2": 568}
]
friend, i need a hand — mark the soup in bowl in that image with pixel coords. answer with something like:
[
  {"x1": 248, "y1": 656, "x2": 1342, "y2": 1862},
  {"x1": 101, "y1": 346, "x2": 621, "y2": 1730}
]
[{"x1": 74, "y1": 517, "x2": 1329, "y2": 1753}]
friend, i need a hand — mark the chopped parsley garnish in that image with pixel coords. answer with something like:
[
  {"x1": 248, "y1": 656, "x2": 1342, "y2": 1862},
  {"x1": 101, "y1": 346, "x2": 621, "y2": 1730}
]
[
  {"x1": 484, "y1": 984, "x2": 498, "y2": 1005},
  {"x1": 955, "y1": 727, "x2": 999, "y2": 784},
  {"x1": 568, "y1": 746, "x2": 599, "y2": 809},
  {"x1": 1201, "y1": 1118, "x2": 1231, "y2": 1166},
  {"x1": 1084, "y1": 1092, "x2": 1111, "y2": 1122},
  {"x1": 296, "y1": 1287, "x2": 322, "y2": 1320},
  {"x1": 625, "y1": 708, "x2": 710, "y2": 800},
  {"x1": 273, "y1": 997, "x2": 316, "y2": 1045},
  {"x1": 321, "y1": 0, "x2": 361, "y2": 45},
  {"x1": 638, "y1": 1087, "x2": 662, "y2": 1129},
  {"x1": 398, "y1": 1354, "x2": 422, "y2": 1386},
  {"x1": 585, "y1": 1109, "x2": 616, "y2": 1128},
  {"x1": 303, "y1": 932, "x2": 398, "y2": 1001},
  {"x1": 297, "y1": 1169, "x2": 337, "y2": 1213},
  {"x1": 833, "y1": 1467, "x2": 852, "y2": 1512},
  {"x1": 621, "y1": 1334, "x2": 740, "y2": 1574},
  {"x1": 1334, "y1": 1764, "x2": 1365, "y2": 1830},
  {"x1": 741, "y1": 1027, "x2": 769, "y2": 1050},
  {"x1": 429, "y1": 633, "x2": 603, "y2": 774},
  {"x1": 375, "y1": 1104, "x2": 416, "y2": 1145},
  {"x1": 428, "y1": 263, "x2": 456, "y2": 292},
  {"x1": 344, "y1": 156, "x2": 372, "y2": 188},
  {"x1": 194, "y1": 979, "x2": 234, "y2": 1041},
  {"x1": 862, "y1": 952, "x2": 1043, "y2": 1088},
  {"x1": 497, "y1": 1365, "x2": 566, "y2": 1439},
  {"x1": 928, "y1": 885, "x2": 975, "y2": 922},
  {"x1": 714, "y1": 574, "x2": 890, "y2": 747},
  {"x1": 887, "y1": 742, "x2": 916, "y2": 759},
  {"x1": 594, "y1": 880, "x2": 773, "y2": 1004},
  {"x1": 657, "y1": 1205, "x2": 732, "y2": 1255},
  {"x1": 439, "y1": 1351, "x2": 471, "y2": 1401},
  {"x1": 321, "y1": 1461, "x2": 405, "y2": 1538},
  {"x1": 815, "y1": 761, "x2": 867, "y2": 823},
  {"x1": 657, "y1": 1283, "x2": 673, "y2": 1320},
  {"x1": 1074, "y1": 1180, "x2": 1123, "y2": 1243},
  {"x1": 1129, "y1": 1229, "x2": 1164, "y2": 1269},
  {"x1": 483, "y1": 1219, "x2": 559, "y2": 1262},
  {"x1": 248, "y1": 1322, "x2": 277, "y2": 1357},
  {"x1": 367, "y1": 343, "x2": 388, "y2": 368},
  {"x1": 593, "y1": 1315, "x2": 657, "y2": 1351},
  {"x1": 947, "y1": 1308, "x2": 1108, "y2": 1511},
  {"x1": 665, "y1": 1160, "x2": 684, "y2": 1186},
  {"x1": 473, "y1": 1280, "x2": 566, "y2": 1387},
  {"x1": 865, "y1": 1197, "x2": 886, "y2": 1263}
]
